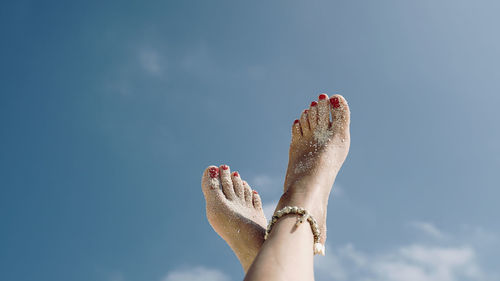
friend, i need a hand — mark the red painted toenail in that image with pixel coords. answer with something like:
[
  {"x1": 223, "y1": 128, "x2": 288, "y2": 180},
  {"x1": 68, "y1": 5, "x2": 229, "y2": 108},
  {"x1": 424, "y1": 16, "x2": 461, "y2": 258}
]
[
  {"x1": 304, "y1": 109, "x2": 309, "y2": 114},
  {"x1": 310, "y1": 101, "x2": 318, "y2": 106},
  {"x1": 252, "y1": 190, "x2": 258, "y2": 194},
  {"x1": 294, "y1": 119, "x2": 299, "y2": 124},
  {"x1": 233, "y1": 171, "x2": 239, "y2": 177},
  {"x1": 330, "y1": 97, "x2": 340, "y2": 108},
  {"x1": 209, "y1": 167, "x2": 219, "y2": 178},
  {"x1": 319, "y1": 94, "x2": 328, "y2": 100},
  {"x1": 221, "y1": 165, "x2": 229, "y2": 170}
]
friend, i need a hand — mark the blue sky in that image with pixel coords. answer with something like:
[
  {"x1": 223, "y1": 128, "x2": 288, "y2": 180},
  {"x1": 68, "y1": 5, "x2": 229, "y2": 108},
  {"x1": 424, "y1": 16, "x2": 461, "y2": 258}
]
[{"x1": 1, "y1": 1, "x2": 499, "y2": 281}]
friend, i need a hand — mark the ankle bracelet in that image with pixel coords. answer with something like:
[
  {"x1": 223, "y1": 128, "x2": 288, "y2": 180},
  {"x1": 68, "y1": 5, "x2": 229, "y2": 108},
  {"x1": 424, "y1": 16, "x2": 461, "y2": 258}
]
[{"x1": 264, "y1": 206, "x2": 325, "y2": 255}]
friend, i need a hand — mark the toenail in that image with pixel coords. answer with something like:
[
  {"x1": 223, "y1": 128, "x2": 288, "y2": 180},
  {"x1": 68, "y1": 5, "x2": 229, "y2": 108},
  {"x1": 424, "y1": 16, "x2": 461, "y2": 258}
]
[
  {"x1": 209, "y1": 167, "x2": 219, "y2": 178},
  {"x1": 252, "y1": 190, "x2": 258, "y2": 194},
  {"x1": 233, "y1": 171, "x2": 239, "y2": 177},
  {"x1": 310, "y1": 101, "x2": 318, "y2": 106},
  {"x1": 221, "y1": 165, "x2": 229, "y2": 170},
  {"x1": 319, "y1": 94, "x2": 328, "y2": 100},
  {"x1": 330, "y1": 97, "x2": 340, "y2": 108},
  {"x1": 304, "y1": 109, "x2": 309, "y2": 114},
  {"x1": 294, "y1": 119, "x2": 300, "y2": 124}
]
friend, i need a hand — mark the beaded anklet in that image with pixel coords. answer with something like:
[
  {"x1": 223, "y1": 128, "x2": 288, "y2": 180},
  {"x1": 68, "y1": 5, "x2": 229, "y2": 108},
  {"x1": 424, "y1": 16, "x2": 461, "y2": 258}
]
[{"x1": 264, "y1": 206, "x2": 325, "y2": 255}]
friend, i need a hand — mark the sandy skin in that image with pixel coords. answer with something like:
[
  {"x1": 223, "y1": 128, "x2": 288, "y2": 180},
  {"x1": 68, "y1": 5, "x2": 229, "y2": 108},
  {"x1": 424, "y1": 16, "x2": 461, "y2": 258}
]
[
  {"x1": 201, "y1": 165, "x2": 267, "y2": 272},
  {"x1": 277, "y1": 93, "x2": 350, "y2": 250},
  {"x1": 201, "y1": 93, "x2": 350, "y2": 272}
]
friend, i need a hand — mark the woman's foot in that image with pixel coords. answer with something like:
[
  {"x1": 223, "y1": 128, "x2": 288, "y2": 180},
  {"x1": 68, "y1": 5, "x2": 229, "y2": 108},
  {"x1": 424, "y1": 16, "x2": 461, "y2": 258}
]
[
  {"x1": 201, "y1": 165, "x2": 267, "y2": 272},
  {"x1": 276, "y1": 93, "x2": 350, "y2": 254}
]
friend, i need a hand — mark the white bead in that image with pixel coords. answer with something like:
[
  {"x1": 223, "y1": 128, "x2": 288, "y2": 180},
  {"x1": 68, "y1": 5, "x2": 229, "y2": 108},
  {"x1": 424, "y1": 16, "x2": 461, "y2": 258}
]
[{"x1": 314, "y1": 243, "x2": 325, "y2": 256}]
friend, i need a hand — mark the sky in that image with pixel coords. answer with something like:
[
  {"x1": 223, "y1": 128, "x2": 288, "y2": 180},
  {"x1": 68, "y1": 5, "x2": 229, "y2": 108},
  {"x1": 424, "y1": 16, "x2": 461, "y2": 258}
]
[{"x1": 1, "y1": 1, "x2": 499, "y2": 281}]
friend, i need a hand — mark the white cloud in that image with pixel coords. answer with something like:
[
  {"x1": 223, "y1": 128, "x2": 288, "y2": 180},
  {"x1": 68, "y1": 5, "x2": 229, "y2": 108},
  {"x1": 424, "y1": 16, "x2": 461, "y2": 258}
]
[
  {"x1": 252, "y1": 174, "x2": 276, "y2": 188},
  {"x1": 332, "y1": 183, "x2": 344, "y2": 198},
  {"x1": 409, "y1": 221, "x2": 447, "y2": 240},
  {"x1": 108, "y1": 271, "x2": 125, "y2": 281},
  {"x1": 316, "y1": 243, "x2": 485, "y2": 281},
  {"x1": 458, "y1": 225, "x2": 499, "y2": 247},
  {"x1": 315, "y1": 224, "x2": 496, "y2": 281},
  {"x1": 162, "y1": 266, "x2": 230, "y2": 281},
  {"x1": 250, "y1": 174, "x2": 282, "y2": 198},
  {"x1": 315, "y1": 247, "x2": 348, "y2": 280},
  {"x1": 139, "y1": 48, "x2": 163, "y2": 75}
]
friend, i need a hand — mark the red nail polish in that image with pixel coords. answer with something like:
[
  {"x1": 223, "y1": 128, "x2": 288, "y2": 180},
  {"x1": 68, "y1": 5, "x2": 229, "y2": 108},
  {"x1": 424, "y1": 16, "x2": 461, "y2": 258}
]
[
  {"x1": 304, "y1": 109, "x2": 309, "y2": 114},
  {"x1": 252, "y1": 190, "x2": 258, "y2": 194},
  {"x1": 221, "y1": 165, "x2": 229, "y2": 170},
  {"x1": 330, "y1": 97, "x2": 340, "y2": 108},
  {"x1": 294, "y1": 119, "x2": 300, "y2": 124},
  {"x1": 209, "y1": 167, "x2": 219, "y2": 178},
  {"x1": 319, "y1": 94, "x2": 328, "y2": 100},
  {"x1": 233, "y1": 171, "x2": 239, "y2": 177},
  {"x1": 310, "y1": 101, "x2": 318, "y2": 106}
]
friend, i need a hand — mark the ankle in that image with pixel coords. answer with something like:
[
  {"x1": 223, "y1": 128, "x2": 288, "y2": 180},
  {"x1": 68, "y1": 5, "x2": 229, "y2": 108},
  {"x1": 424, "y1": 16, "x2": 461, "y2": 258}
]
[{"x1": 279, "y1": 186, "x2": 328, "y2": 215}]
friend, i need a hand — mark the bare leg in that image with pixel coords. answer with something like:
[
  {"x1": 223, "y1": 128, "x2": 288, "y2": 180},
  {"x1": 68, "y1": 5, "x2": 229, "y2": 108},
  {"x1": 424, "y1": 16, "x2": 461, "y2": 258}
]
[{"x1": 245, "y1": 94, "x2": 350, "y2": 281}]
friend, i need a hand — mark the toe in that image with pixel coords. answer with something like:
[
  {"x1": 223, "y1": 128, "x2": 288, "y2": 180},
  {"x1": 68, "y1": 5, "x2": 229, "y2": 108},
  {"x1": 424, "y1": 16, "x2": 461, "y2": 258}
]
[
  {"x1": 308, "y1": 101, "x2": 318, "y2": 131},
  {"x1": 242, "y1": 180, "x2": 253, "y2": 205},
  {"x1": 231, "y1": 171, "x2": 245, "y2": 199},
  {"x1": 291, "y1": 119, "x2": 302, "y2": 141},
  {"x1": 252, "y1": 190, "x2": 263, "y2": 210},
  {"x1": 201, "y1": 166, "x2": 224, "y2": 199},
  {"x1": 329, "y1": 94, "x2": 350, "y2": 138},
  {"x1": 317, "y1": 93, "x2": 331, "y2": 130},
  {"x1": 300, "y1": 110, "x2": 311, "y2": 136},
  {"x1": 219, "y1": 164, "x2": 236, "y2": 200}
]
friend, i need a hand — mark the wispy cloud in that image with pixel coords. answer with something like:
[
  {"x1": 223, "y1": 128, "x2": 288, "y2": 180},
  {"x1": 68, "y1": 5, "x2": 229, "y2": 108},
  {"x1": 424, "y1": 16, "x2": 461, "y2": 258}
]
[
  {"x1": 316, "y1": 243, "x2": 486, "y2": 281},
  {"x1": 315, "y1": 223, "x2": 497, "y2": 281},
  {"x1": 252, "y1": 174, "x2": 277, "y2": 189},
  {"x1": 139, "y1": 48, "x2": 164, "y2": 75},
  {"x1": 408, "y1": 221, "x2": 447, "y2": 240},
  {"x1": 104, "y1": 45, "x2": 166, "y2": 96},
  {"x1": 162, "y1": 266, "x2": 230, "y2": 281},
  {"x1": 108, "y1": 271, "x2": 125, "y2": 281},
  {"x1": 332, "y1": 183, "x2": 344, "y2": 198}
]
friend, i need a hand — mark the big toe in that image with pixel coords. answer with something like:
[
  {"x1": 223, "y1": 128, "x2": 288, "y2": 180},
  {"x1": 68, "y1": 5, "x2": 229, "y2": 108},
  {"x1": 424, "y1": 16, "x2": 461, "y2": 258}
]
[
  {"x1": 329, "y1": 94, "x2": 350, "y2": 139},
  {"x1": 201, "y1": 166, "x2": 224, "y2": 200}
]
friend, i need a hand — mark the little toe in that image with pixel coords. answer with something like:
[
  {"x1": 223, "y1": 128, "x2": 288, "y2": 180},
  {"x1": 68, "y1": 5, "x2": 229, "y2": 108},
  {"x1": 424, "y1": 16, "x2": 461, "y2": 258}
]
[
  {"x1": 308, "y1": 101, "x2": 318, "y2": 131},
  {"x1": 231, "y1": 171, "x2": 245, "y2": 199},
  {"x1": 329, "y1": 94, "x2": 350, "y2": 138},
  {"x1": 243, "y1": 181, "x2": 253, "y2": 205},
  {"x1": 251, "y1": 190, "x2": 263, "y2": 210},
  {"x1": 317, "y1": 93, "x2": 331, "y2": 130},
  {"x1": 300, "y1": 109, "x2": 311, "y2": 136},
  {"x1": 219, "y1": 164, "x2": 236, "y2": 200},
  {"x1": 201, "y1": 166, "x2": 224, "y2": 199}
]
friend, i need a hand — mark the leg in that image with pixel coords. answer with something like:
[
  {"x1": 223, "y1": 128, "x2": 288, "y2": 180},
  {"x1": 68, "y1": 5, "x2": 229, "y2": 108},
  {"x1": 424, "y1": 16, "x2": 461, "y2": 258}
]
[{"x1": 245, "y1": 94, "x2": 351, "y2": 280}]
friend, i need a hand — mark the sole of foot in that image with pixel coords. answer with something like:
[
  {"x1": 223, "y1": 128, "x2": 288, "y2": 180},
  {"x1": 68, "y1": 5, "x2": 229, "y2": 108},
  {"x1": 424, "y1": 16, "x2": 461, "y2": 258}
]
[
  {"x1": 275, "y1": 93, "x2": 350, "y2": 254},
  {"x1": 201, "y1": 165, "x2": 267, "y2": 272}
]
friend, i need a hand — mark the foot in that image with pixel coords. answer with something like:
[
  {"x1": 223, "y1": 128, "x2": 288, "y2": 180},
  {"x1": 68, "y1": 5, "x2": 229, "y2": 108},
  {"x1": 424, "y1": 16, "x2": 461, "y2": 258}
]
[
  {"x1": 201, "y1": 165, "x2": 267, "y2": 272},
  {"x1": 276, "y1": 93, "x2": 350, "y2": 254}
]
